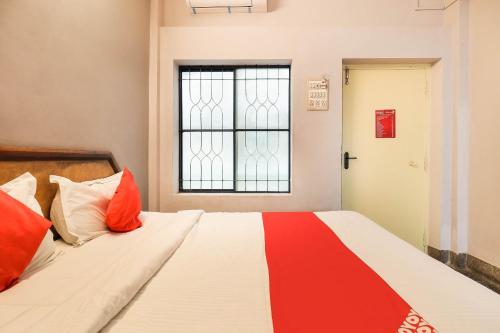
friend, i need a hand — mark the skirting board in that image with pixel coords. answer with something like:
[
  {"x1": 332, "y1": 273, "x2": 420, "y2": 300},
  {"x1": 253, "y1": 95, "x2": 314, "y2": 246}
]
[{"x1": 427, "y1": 246, "x2": 500, "y2": 294}]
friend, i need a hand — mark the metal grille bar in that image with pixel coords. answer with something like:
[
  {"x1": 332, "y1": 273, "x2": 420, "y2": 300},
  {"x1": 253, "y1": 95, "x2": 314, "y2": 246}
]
[{"x1": 179, "y1": 65, "x2": 291, "y2": 193}]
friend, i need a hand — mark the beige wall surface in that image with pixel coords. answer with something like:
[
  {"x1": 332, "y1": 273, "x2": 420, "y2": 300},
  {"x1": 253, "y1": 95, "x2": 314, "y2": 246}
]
[
  {"x1": 426, "y1": 0, "x2": 500, "y2": 267},
  {"x1": 428, "y1": 60, "x2": 446, "y2": 249},
  {"x1": 441, "y1": 0, "x2": 461, "y2": 253},
  {"x1": 0, "y1": 0, "x2": 150, "y2": 205},
  {"x1": 164, "y1": 0, "x2": 443, "y2": 27},
  {"x1": 468, "y1": 0, "x2": 500, "y2": 267},
  {"x1": 150, "y1": 1, "x2": 450, "y2": 215}
]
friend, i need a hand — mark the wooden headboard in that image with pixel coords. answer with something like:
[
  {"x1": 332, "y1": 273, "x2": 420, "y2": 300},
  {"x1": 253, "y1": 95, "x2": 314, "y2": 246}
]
[{"x1": 0, "y1": 146, "x2": 120, "y2": 219}]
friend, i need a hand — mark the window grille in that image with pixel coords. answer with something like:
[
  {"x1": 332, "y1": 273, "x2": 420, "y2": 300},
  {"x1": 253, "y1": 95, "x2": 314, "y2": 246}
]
[{"x1": 179, "y1": 65, "x2": 291, "y2": 193}]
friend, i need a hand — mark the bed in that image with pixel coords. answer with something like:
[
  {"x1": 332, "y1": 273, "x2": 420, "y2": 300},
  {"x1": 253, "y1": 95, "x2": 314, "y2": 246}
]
[{"x1": 0, "y1": 147, "x2": 499, "y2": 333}]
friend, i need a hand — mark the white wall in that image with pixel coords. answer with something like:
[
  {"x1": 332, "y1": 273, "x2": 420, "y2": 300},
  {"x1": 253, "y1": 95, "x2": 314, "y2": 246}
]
[
  {"x1": 149, "y1": 0, "x2": 451, "y2": 214},
  {"x1": 428, "y1": 60, "x2": 447, "y2": 249},
  {"x1": 0, "y1": 0, "x2": 150, "y2": 205},
  {"x1": 164, "y1": 0, "x2": 443, "y2": 27},
  {"x1": 468, "y1": 0, "x2": 500, "y2": 267},
  {"x1": 416, "y1": 0, "x2": 500, "y2": 268}
]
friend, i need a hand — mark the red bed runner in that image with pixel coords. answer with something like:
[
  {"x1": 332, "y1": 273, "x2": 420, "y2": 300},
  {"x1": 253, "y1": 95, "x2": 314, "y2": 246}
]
[{"x1": 262, "y1": 212, "x2": 438, "y2": 333}]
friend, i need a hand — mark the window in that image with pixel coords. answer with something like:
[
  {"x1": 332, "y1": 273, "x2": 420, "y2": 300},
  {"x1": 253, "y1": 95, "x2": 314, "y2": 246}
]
[{"x1": 179, "y1": 65, "x2": 291, "y2": 193}]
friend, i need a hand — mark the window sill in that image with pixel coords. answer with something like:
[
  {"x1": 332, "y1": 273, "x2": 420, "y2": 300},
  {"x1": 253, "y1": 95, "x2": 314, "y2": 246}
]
[{"x1": 175, "y1": 192, "x2": 292, "y2": 197}]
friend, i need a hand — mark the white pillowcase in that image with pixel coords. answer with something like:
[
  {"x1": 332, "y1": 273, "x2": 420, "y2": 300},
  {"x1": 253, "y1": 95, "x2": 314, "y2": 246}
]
[
  {"x1": 0, "y1": 172, "x2": 43, "y2": 215},
  {"x1": 0, "y1": 172, "x2": 57, "y2": 278},
  {"x1": 50, "y1": 172, "x2": 123, "y2": 246}
]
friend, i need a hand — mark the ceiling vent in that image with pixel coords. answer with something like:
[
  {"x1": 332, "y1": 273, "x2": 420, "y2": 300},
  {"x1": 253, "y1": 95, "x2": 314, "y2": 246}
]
[{"x1": 187, "y1": 0, "x2": 268, "y2": 14}]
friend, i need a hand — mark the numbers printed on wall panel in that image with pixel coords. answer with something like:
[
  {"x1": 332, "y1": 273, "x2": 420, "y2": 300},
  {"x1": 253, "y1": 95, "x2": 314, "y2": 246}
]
[{"x1": 307, "y1": 79, "x2": 329, "y2": 111}]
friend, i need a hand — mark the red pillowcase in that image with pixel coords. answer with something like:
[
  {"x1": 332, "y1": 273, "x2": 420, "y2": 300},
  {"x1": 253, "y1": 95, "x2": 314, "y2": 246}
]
[
  {"x1": 0, "y1": 190, "x2": 52, "y2": 292},
  {"x1": 105, "y1": 168, "x2": 142, "y2": 232}
]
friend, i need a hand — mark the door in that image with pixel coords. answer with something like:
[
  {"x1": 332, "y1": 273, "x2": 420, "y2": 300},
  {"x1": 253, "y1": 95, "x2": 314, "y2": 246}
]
[{"x1": 342, "y1": 65, "x2": 430, "y2": 250}]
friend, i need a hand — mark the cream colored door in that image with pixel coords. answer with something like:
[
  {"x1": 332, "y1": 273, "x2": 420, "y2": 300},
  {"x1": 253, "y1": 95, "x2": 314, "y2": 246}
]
[{"x1": 342, "y1": 65, "x2": 429, "y2": 250}]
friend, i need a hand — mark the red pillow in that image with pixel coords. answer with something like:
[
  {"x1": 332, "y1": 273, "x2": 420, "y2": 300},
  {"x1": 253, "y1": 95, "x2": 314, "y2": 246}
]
[
  {"x1": 105, "y1": 168, "x2": 142, "y2": 232},
  {"x1": 0, "y1": 190, "x2": 52, "y2": 292}
]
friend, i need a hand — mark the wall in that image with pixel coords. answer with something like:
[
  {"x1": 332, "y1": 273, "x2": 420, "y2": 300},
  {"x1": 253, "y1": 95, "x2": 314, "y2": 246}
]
[
  {"x1": 432, "y1": 0, "x2": 463, "y2": 254},
  {"x1": 164, "y1": 0, "x2": 443, "y2": 27},
  {"x1": 150, "y1": 0, "x2": 451, "y2": 214},
  {"x1": 468, "y1": 0, "x2": 500, "y2": 267},
  {"x1": 427, "y1": 0, "x2": 500, "y2": 268},
  {"x1": 429, "y1": 0, "x2": 500, "y2": 266},
  {"x1": 0, "y1": 0, "x2": 150, "y2": 205},
  {"x1": 428, "y1": 60, "x2": 446, "y2": 249}
]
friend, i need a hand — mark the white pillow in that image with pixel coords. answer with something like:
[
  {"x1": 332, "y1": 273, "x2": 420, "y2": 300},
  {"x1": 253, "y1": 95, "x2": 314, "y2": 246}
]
[
  {"x1": 50, "y1": 172, "x2": 123, "y2": 246},
  {"x1": 0, "y1": 173, "x2": 57, "y2": 277},
  {"x1": 0, "y1": 172, "x2": 43, "y2": 214}
]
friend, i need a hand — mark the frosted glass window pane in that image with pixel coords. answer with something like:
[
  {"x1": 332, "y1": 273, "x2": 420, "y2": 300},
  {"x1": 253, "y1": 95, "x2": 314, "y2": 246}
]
[
  {"x1": 181, "y1": 71, "x2": 233, "y2": 130},
  {"x1": 235, "y1": 67, "x2": 289, "y2": 80},
  {"x1": 236, "y1": 72, "x2": 289, "y2": 130},
  {"x1": 182, "y1": 132, "x2": 233, "y2": 190},
  {"x1": 235, "y1": 131, "x2": 289, "y2": 192},
  {"x1": 180, "y1": 66, "x2": 290, "y2": 193}
]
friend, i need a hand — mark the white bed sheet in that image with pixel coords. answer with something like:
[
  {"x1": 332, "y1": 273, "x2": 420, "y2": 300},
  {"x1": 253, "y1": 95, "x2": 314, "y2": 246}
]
[
  {"x1": 103, "y1": 211, "x2": 500, "y2": 333},
  {"x1": 0, "y1": 210, "x2": 202, "y2": 333},
  {"x1": 54, "y1": 238, "x2": 76, "y2": 253},
  {"x1": 2, "y1": 210, "x2": 499, "y2": 333},
  {"x1": 316, "y1": 211, "x2": 500, "y2": 333},
  {"x1": 103, "y1": 212, "x2": 274, "y2": 333}
]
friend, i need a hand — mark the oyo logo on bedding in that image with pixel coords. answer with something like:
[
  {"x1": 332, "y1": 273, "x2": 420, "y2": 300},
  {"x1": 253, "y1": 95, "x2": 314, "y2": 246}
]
[{"x1": 398, "y1": 309, "x2": 438, "y2": 333}]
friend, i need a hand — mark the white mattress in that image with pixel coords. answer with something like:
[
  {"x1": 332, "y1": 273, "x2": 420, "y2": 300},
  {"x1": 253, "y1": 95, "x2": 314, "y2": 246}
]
[
  {"x1": 104, "y1": 211, "x2": 500, "y2": 333},
  {"x1": 1, "y1": 211, "x2": 499, "y2": 333}
]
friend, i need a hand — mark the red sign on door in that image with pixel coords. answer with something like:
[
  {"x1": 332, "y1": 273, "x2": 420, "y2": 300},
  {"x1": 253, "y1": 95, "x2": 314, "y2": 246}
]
[{"x1": 375, "y1": 109, "x2": 396, "y2": 138}]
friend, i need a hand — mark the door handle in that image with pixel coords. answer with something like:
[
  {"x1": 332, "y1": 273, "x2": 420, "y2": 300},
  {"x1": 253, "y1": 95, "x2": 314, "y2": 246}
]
[{"x1": 344, "y1": 152, "x2": 358, "y2": 170}]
